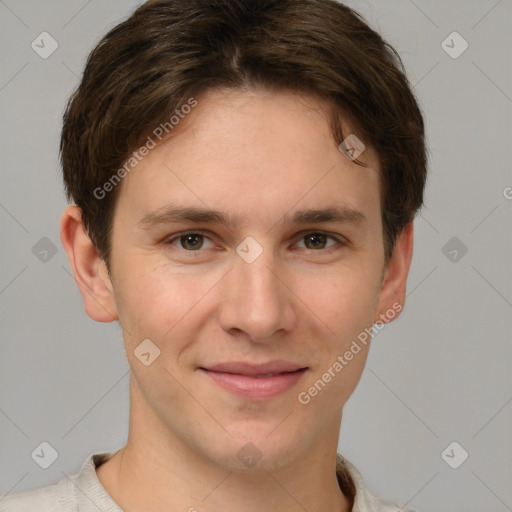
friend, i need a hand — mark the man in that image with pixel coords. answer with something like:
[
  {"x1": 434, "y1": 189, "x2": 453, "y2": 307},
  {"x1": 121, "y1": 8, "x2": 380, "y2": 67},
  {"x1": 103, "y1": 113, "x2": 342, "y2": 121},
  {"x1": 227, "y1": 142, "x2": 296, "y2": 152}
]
[{"x1": 2, "y1": 0, "x2": 426, "y2": 510}]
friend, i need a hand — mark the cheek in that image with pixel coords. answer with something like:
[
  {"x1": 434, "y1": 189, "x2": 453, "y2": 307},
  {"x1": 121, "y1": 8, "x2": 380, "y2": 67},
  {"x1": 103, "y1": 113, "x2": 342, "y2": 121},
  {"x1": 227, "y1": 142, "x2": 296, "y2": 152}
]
[
  {"x1": 315, "y1": 345, "x2": 370, "y2": 412},
  {"x1": 297, "y1": 275, "x2": 374, "y2": 411},
  {"x1": 114, "y1": 259, "x2": 220, "y2": 347},
  {"x1": 305, "y1": 267, "x2": 380, "y2": 338}
]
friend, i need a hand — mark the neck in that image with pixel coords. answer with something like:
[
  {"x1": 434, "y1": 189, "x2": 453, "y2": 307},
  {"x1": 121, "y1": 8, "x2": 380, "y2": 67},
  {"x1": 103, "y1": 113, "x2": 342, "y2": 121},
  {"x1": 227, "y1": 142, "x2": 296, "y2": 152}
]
[{"x1": 96, "y1": 381, "x2": 352, "y2": 512}]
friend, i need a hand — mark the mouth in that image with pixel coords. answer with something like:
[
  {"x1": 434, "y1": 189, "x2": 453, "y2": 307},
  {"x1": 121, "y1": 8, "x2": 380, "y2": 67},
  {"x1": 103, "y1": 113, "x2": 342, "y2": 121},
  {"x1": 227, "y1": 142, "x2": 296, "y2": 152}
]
[{"x1": 198, "y1": 361, "x2": 308, "y2": 401}]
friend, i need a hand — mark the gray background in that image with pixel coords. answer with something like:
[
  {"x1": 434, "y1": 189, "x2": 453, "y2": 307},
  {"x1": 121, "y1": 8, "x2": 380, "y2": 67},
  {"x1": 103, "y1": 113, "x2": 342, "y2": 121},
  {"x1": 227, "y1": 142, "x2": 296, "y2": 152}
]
[{"x1": 0, "y1": 1, "x2": 511, "y2": 511}]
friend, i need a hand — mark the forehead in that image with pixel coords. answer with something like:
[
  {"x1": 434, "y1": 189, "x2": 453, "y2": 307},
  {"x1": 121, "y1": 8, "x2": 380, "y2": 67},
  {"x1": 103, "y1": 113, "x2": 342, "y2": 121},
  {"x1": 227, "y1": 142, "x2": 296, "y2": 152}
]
[
  {"x1": 115, "y1": 88, "x2": 381, "y2": 229},
  {"x1": 162, "y1": 87, "x2": 378, "y2": 165}
]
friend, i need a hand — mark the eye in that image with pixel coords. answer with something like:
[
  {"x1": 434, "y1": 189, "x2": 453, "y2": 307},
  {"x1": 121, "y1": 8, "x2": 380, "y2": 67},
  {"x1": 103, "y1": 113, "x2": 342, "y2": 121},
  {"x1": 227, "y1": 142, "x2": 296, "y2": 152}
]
[
  {"x1": 164, "y1": 230, "x2": 347, "y2": 255},
  {"x1": 166, "y1": 231, "x2": 215, "y2": 251},
  {"x1": 294, "y1": 231, "x2": 346, "y2": 251}
]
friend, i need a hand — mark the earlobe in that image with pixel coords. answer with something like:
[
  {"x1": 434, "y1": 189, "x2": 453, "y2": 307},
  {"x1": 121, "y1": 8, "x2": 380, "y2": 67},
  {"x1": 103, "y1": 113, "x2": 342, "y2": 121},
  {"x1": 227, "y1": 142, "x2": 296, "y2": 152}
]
[
  {"x1": 373, "y1": 221, "x2": 414, "y2": 324},
  {"x1": 59, "y1": 205, "x2": 118, "y2": 322}
]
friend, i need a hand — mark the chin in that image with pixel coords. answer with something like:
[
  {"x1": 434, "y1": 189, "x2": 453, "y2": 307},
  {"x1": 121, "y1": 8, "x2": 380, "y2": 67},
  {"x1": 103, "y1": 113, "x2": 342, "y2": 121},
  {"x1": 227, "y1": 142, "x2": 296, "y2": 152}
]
[{"x1": 203, "y1": 431, "x2": 303, "y2": 474}]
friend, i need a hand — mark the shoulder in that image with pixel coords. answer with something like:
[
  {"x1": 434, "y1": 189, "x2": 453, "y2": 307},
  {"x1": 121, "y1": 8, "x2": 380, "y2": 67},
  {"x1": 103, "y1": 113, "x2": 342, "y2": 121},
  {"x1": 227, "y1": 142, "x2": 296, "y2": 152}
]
[
  {"x1": 337, "y1": 454, "x2": 419, "y2": 512},
  {"x1": 0, "y1": 451, "x2": 119, "y2": 512},
  {"x1": 369, "y1": 496, "x2": 417, "y2": 512},
  {"x1": 0, "y1": 479, "x2": 70, "y2": 512}
]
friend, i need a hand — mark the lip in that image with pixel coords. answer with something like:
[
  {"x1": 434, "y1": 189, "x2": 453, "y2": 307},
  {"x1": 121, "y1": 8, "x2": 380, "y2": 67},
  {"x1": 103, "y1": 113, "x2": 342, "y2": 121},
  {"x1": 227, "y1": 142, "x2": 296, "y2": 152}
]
[
  {"x1": 203, "y1": 360, "x2": 306, "y2": 376},
  {"x1": 199, "y1": 361, "x2": 308, "y2": 401}
]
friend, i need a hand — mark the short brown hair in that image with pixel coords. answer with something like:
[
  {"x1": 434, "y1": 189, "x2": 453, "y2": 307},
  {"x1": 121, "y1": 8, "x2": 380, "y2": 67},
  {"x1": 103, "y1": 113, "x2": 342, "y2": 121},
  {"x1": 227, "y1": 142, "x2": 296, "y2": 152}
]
[{"x1": 60, "y1": 0, "x2": 427, "y2": 272}]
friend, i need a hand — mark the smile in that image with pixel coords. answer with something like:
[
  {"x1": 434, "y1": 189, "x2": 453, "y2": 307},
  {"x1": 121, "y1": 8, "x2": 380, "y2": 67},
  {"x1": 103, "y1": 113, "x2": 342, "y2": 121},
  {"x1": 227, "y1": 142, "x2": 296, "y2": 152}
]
[{"x1": 199, "y1": 367, "x2": 308, "y2": 401}]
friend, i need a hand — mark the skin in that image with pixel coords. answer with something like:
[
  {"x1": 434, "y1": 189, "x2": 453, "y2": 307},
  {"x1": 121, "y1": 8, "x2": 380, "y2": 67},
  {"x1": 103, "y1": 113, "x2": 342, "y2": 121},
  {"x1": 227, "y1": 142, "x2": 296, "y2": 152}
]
[{"x1": 60, "y1": 87, "x2": 414, "y2": 512}]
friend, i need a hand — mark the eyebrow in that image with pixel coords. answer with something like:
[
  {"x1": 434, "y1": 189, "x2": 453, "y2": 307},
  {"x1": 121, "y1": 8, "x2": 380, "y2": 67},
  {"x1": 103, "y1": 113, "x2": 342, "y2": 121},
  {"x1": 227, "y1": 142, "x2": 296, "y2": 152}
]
[{"x1": 136, "y1": 204, "x2": 367, "y2": 230}]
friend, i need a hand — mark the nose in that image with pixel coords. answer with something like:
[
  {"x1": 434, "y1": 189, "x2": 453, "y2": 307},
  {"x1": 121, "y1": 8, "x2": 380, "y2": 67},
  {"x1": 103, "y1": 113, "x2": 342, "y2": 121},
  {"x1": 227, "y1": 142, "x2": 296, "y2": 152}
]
[{"x1": 217, "y1": 241, "x2": 298, "y2": 343}]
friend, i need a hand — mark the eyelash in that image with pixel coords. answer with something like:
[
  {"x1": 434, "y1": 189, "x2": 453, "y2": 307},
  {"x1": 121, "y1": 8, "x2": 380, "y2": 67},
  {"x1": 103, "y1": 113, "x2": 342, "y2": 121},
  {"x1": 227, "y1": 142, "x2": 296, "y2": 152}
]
[{"x1": 164, "y1": 230, "x2": 348, "y2": 255}]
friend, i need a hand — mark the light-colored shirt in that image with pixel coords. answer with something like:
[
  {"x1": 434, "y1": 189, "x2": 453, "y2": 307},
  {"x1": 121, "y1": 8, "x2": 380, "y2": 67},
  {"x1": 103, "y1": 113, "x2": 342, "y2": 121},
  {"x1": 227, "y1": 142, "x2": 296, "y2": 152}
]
[{"x1": 0, "y1": 451, "x2": 417, "y2": 511}]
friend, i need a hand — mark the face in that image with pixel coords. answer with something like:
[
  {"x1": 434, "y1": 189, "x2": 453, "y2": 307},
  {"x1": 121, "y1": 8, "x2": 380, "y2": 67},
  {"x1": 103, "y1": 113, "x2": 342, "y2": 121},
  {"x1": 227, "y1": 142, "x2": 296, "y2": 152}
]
[{"x1": 93, "y1": 88, "x2": 397, "y2": 471}]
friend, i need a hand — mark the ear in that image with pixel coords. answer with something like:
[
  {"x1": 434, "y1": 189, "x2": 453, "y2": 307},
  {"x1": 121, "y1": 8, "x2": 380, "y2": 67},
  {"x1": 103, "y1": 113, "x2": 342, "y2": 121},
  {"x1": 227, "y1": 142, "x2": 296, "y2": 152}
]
[
  {"x1": 59, "y1": 205, "x2": 118, "y2": 322},
  {"x1": 374, "y1": 221, "x2": 414, "y2": 324}
]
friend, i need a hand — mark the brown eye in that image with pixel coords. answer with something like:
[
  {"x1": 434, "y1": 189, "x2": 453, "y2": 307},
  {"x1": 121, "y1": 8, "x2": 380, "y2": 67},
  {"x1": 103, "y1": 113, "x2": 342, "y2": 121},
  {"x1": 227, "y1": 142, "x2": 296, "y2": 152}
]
[
  {"x1": 166, "y1": 232, "x2": 215, "y2": 251},
  {"x1": 304, "y1": 232, "x2": 328, "y2": 249},
  {"x1": 180, "y1": 233, "x2": 204, "y2": 250},
  {"x1": 297, "y1": 232, "x2": 342, "y2": 251}
]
